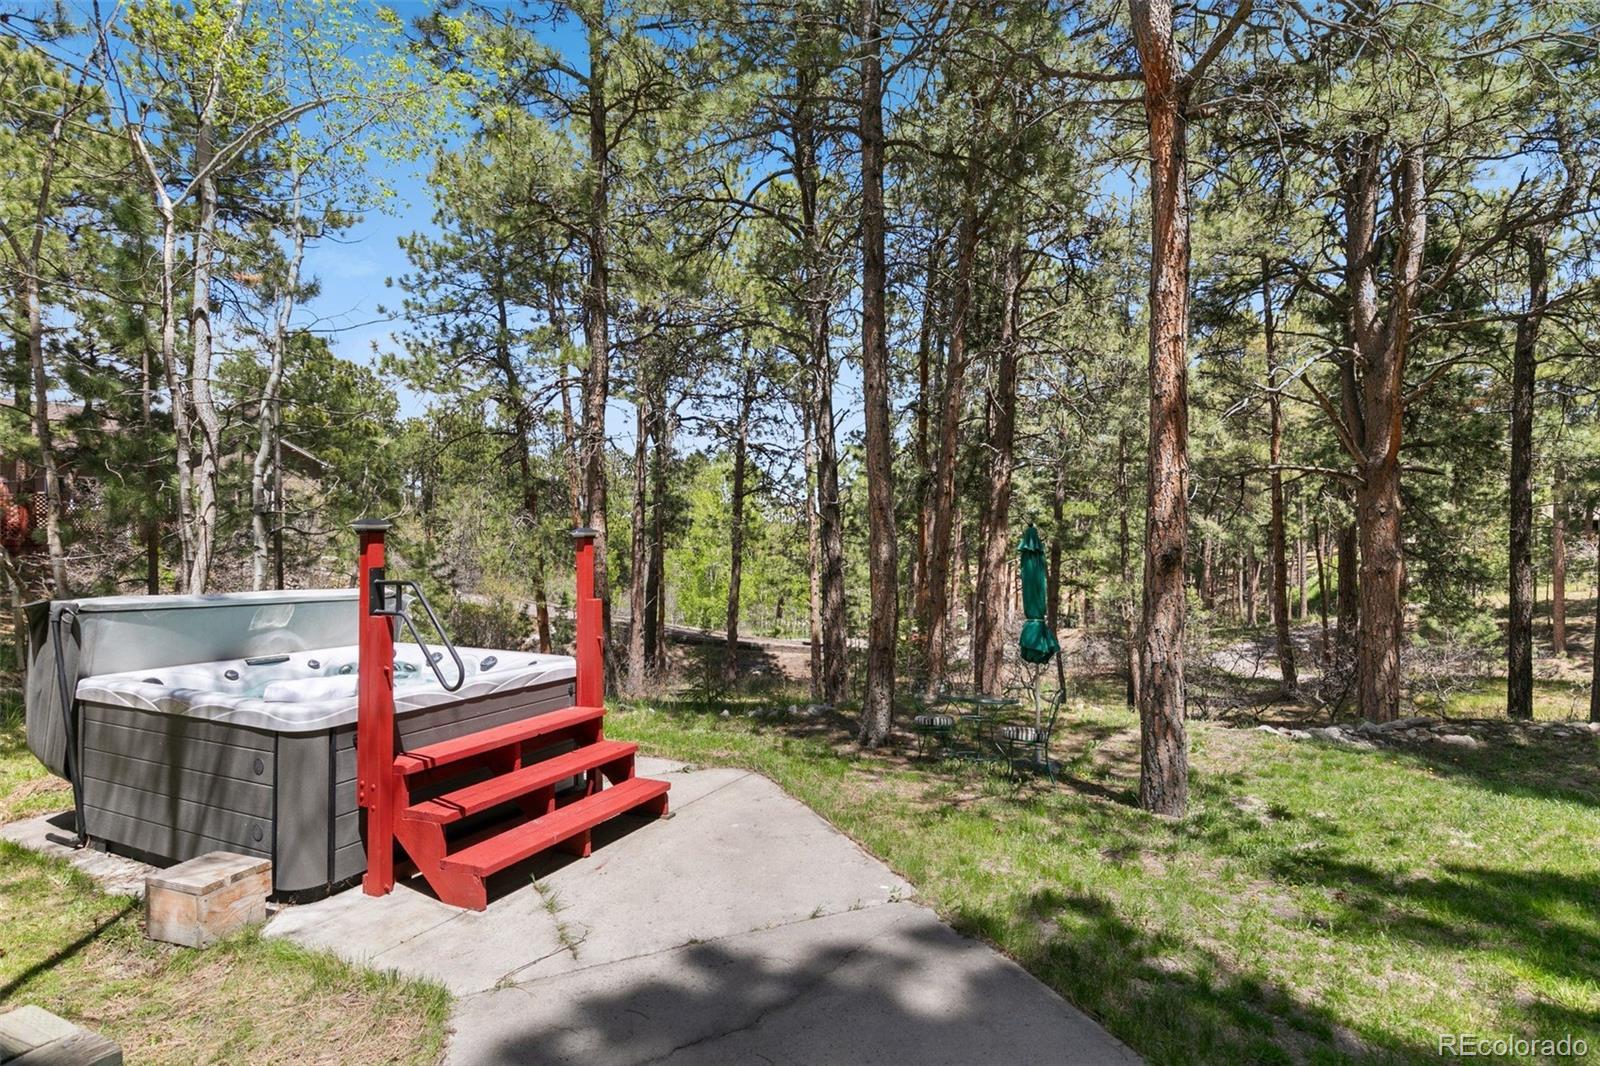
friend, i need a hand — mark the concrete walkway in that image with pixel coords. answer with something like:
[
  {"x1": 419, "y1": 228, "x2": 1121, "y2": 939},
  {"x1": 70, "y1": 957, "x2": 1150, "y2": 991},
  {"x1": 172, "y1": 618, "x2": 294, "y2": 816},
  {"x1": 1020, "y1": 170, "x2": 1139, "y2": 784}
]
[{"x1": 266, "y1": 758, "x2": 1141, "y2": 1066}]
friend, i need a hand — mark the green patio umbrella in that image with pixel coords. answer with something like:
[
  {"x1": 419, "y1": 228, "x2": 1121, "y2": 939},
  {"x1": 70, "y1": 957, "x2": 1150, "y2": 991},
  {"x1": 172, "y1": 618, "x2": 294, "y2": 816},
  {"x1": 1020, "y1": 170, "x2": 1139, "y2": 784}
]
[{"x1": 1018, "y1": 524, "x2": 1060, "y2": 666}]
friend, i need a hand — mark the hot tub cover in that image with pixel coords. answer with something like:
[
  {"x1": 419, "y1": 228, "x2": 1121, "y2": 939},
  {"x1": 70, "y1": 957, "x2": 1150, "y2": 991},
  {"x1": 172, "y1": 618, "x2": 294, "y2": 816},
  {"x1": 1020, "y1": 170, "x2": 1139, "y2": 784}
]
[{"x1": 25, "y1": 590, "x2": 358, "y2": 777}]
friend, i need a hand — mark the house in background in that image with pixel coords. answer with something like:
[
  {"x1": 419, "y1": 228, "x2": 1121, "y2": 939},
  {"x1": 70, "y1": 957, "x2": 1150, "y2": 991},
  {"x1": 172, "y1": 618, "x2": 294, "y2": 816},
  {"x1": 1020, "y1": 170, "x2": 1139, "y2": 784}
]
[{"x1": 1, "y1": 468, "x2": 39, "y2": 557}]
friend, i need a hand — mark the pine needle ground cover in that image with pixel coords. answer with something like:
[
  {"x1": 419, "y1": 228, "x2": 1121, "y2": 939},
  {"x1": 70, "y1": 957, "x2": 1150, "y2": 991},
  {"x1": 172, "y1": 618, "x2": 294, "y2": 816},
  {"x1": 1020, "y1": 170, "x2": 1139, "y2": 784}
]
[
  {"x1": 0, "y1": 700, "x2": 450, "y2": 1066},
  {"x1": 611, "y1": 685, "x2": 1600, "y2": 1066}
]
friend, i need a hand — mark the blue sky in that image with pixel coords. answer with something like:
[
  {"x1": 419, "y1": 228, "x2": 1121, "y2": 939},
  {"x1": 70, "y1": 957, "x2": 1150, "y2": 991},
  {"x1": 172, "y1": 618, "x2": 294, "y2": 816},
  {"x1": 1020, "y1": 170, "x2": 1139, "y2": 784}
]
[
  {"x1": 296, "y1": 155, "x2": 433, "y2": 414},
  {"x1": 287, "y1": 2, "x2": 867, "y2": 445}
]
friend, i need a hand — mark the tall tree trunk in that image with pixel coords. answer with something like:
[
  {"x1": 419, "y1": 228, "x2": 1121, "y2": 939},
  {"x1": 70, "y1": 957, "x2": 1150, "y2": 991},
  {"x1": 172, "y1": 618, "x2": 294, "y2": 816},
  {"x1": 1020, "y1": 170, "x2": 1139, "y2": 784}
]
[
  {"x1": 858, "y1": 1, "x2": 898, "y2": 745},
  {"x1": 911, "y1": 234, "x2": 944, "y2": 673},
  {"x1": 1552, "y1": 464, "x2": 1567, "y2": 657},
  {"x1": 551, "y1": 286, "x2": 584, "y2": 529},
  {"x1": 273, "y1": 425, "x2": 286, "y2": 585},
  {"x1": 159, "y1": 214, "x2": 196, "y2": 591},
  {"x1": 803, "y1": 397, "x2": 823, "y2": 700},
  {"x1": 627, "y1": 375, "x2": 650, "y2": 693},
  {"x1": 1347, "y1": 141, "x2": 1425, "y2": 723},
  {"x1": 252, "y1": 162, "x2": 304, "y2": 591},
  {"x1": 794, "y1": 84, "x2": 847, "y2": 706},
  {"x1": 724, "y1": 356, "x2": 755, "y2": 683},
  {"x1": 974, "y1": 242, "x2": 1024, "y2": 695},
  {"x1": 1244, "y1": 548, "x2": 1259, "y2": 625},
  {"x1": 144, "y1": 281, "x2": 160, "y2": 596},
  {"x1": 1330, "y1": 287, "x2": 1365, "y2": 671},
  {"x1": 951, "y1": 508, "x2": 968, "y2": 650},
  {"x1": 1047, "y1": 463, "x2": 1064, "y2": 634},
  {"x1": 647, "y1": 386, "x2": 670, "y2": 674},
  {"x1": 126, "y1": 115, "x2": 197, "y2": 591},
  {"x1": 1313, "y1": 517, "x2": 1332, "y2": 664},
  {"x1": 1132, "y1": 0, "x2": 1190, "y2": 815},
  {"x1": 1336, "y1": 520, "x2": 1359, "y2": 658},
  {"x1": 1507, "y1": 230, "x2": 1547, "y2": 718},
  {"x1": 581, "y1": 15, "x2": 614, "y2": 682},
  {"x1": 186, "y1": 115, "x2": 224, "y2": 593},
  {"x1": 484, "y1": 257, "x2": 551, "y2": 652},
  {"x1": 923, "y1": 164, "x2": 980, "y2": 692},
  {"x1": 1296, "y1": 494, "x2": 1307, "y2": 620},
  {"x1": 25, "y1": 274, "x2": 68, "y2": 594},
  {"x1": 812, "y1": 330, "x2": 846, "y2": 703},
  {"x1": 12, "y1": 73, "x2": 102, "y2": 595},
  {"x1": 1264, "y1": 260, "x2": 1297, "y2": 694},
  {"x1": 146, "y1": 522, "x2": 161, "y2": 593},
  {"x1": 1118, "y1": 430, "x2": 1139, "y2": 708},
  {"x1": 1352, "y1": 375, "x2": 1406, "y2": 723},
  {"x1": 18, "y1": 100, "x2": 74, "y2": 594},
  {"x1": 1591, "y1": 511, "x2": 1599, "y2": 723}
]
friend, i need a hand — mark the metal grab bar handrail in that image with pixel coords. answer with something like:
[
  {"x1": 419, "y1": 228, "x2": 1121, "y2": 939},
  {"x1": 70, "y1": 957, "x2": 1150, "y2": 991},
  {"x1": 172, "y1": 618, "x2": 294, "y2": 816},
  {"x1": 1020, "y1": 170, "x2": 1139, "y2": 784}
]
[{"x1": 371, "y1": 579, "x2": 466, "y2": 692}]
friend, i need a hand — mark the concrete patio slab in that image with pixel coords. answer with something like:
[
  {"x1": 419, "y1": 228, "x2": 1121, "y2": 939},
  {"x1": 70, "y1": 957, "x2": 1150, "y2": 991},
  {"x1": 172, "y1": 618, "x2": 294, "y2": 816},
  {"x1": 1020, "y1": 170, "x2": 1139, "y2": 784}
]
[
  {"x1": 367, "y1": 886, "x2": 572, "y2": 994},
  {"x1": 264, "y1": 877, "x2": 467, "y2": 967},
  {"x1": 508, "y1": 771, "x2": 912, "y2": 981},
  {"x1": 265, "y1": 764, "x2": 1140, "y2": 1065},
  {"x1": 629, "y1": 759, "x2": 748, "y2": 808}
]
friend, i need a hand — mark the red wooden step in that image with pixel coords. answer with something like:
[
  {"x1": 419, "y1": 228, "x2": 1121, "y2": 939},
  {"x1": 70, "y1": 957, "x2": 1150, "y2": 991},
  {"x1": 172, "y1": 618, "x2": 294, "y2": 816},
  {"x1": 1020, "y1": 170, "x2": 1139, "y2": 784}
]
[
  {"x1": 394, "y1": 705, "x2": 604, "y2": 775},
  {"x1": 402, "y1": 740, "x2": 638, "y2": 825},
  {"x1": 440, "y1": 776, "x2": 670, "y2": 878}
]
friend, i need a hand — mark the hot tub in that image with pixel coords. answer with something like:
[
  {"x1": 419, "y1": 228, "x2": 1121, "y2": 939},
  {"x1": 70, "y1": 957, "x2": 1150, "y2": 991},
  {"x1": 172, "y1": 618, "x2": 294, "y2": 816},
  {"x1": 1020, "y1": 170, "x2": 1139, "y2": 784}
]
[{"x1": 26, "y1": 592, "x2": 577, "y2": 897}]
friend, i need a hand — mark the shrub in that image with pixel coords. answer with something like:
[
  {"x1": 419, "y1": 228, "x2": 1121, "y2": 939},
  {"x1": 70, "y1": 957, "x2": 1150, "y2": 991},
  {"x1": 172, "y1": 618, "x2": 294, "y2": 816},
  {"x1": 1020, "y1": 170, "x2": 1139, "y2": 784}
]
[{"x1": 449, "y1": 598, "x2": 536, "y2": 650}]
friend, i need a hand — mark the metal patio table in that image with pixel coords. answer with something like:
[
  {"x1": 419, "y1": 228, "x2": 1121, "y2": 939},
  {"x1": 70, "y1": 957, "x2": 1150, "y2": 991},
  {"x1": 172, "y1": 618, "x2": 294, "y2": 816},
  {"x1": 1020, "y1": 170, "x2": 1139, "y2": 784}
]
[{"x1": 943, "y1": 694, "x2": 1021, "y2": 762}]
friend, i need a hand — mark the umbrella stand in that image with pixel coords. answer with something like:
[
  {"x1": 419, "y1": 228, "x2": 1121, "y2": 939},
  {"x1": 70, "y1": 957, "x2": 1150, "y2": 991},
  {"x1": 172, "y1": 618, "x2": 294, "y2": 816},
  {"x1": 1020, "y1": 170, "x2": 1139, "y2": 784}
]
[
  {"x1": 1026, "y1": 660, "x2": 1046, "y2": 729},
  {"x1": 1024, "y1": 651, "x2": 1068, "y2": 728},
  {"x1": 1014, "y1": 522, "x2": 1066, "y2": 779}
]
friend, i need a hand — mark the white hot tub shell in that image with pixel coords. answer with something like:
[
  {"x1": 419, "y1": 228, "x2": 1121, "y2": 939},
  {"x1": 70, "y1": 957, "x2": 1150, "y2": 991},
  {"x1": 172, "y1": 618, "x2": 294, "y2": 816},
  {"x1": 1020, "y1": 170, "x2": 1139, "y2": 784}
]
[{"x1": 77, "y1": 645, "x2": 576, "y2": 733}]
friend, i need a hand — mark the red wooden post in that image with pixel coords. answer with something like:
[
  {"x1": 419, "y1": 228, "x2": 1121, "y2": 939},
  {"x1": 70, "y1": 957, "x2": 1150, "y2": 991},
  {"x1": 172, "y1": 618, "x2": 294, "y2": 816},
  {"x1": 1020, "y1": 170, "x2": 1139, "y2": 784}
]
[
  {"x1": 572, "y1": 528, "x2": 603, "y2": 708},
  {"x1": 354, "y1": 518, "x2": 396, "y2": 896}
]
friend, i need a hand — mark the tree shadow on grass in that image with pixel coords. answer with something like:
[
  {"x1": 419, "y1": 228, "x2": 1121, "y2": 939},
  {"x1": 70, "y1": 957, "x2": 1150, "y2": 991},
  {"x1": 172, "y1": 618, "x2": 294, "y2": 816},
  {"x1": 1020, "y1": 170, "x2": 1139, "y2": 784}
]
[
  {"x1": 1371, "y1": 728, "x2": 1600, "y2": 811},
  {"x1": 0, "y1": 898, "x2": 137, "y2": 1002},
  {"x1": 1004, "y1": 885, "x2": 1482, "y2": 1066},
  {"x1": 1242, "y1": 721, "x2": 1600, "y2": 813},
  {"x1": 0, "y1": 842, "x2": 140, "y2": 1002},
  {"x1": 1266, "y1": 851, "x2": 1600, "y2": 1000}
]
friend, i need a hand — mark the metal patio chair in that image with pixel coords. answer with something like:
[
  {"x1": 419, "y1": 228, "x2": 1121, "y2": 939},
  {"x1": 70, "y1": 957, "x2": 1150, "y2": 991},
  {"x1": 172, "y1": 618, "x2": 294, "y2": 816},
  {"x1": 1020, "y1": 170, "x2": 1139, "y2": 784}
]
[{"x1": 911, "y1": 712, "x2": 958, "y2": 758}]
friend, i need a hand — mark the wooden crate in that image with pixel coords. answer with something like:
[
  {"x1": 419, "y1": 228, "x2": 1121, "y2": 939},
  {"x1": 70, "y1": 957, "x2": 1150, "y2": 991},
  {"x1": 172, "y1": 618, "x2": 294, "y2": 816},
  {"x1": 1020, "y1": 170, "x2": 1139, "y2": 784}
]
[{"x1": 145, "y1": 852, "x2": 271, "y2": 948}]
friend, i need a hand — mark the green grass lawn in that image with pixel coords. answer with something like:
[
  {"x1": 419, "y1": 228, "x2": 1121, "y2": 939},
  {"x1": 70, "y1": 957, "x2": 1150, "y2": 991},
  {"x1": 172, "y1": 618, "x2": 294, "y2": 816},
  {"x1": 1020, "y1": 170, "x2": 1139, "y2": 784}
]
[
  {"x1": 0, "y1": 695, "x2": 451, "y2": 1065},
  {"x1": 1423, "y1": 677, "x2": 1595, "y2": 722},
  {"x1": 3, "y1": 667, "x2": 1595, "y2": 1064},
  {"x1": 610, "y1": 681, "x2": 1600, "y2": 1065}
]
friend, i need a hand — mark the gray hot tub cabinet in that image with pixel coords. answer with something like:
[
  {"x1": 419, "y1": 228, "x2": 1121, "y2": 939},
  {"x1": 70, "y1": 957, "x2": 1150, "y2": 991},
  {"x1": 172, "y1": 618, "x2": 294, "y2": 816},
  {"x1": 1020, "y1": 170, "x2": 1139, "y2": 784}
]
[{"x1": 78, "y1": 682, "x2": 576, "y2": 896}]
